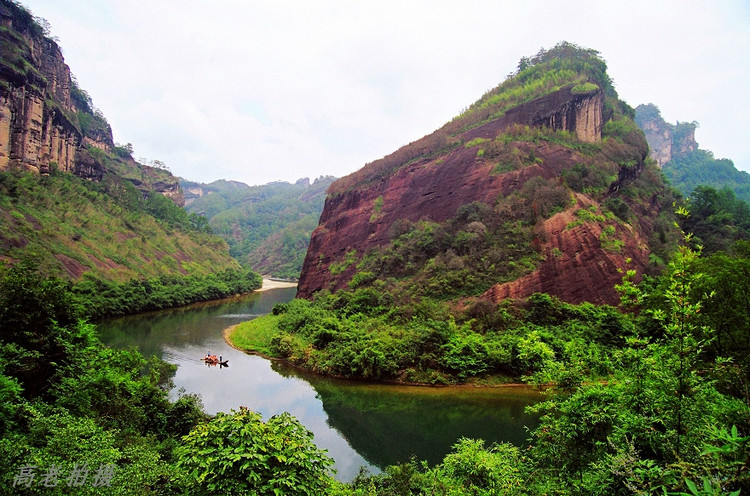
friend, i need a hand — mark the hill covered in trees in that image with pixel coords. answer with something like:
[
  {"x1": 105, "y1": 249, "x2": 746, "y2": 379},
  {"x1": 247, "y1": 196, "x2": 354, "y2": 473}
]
[{"x1": 182, "y1": 176, "x2": 335, "y2": 278}]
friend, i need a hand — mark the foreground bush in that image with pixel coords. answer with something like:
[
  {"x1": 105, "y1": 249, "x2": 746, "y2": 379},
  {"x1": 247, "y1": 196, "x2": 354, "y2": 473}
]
[{"x1": 177, "y1": 409, "x2": 335, "y2": 495}]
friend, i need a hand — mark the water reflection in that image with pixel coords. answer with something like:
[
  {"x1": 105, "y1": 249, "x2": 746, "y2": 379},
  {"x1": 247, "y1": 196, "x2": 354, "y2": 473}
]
[
  {"x1": 96, "y1": 289, "x2": 540, "y2": 481},
  {"x1": 272, "y1": 363, "x2": 540, "y2": 469}
]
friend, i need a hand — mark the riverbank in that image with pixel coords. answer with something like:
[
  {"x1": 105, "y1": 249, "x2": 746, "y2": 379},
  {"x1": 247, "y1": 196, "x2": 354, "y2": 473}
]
[
  {"x1": 223, "y1": 316, "x2": 527, "y2": 388},
  {"x1": 257, "y1": 278, "x2": 298, "y2": 292}
]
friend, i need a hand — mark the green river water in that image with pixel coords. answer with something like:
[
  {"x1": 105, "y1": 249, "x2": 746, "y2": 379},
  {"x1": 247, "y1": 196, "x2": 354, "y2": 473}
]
[{"x1": 96, "y1": 287, "x2": 540, "y2": 481}]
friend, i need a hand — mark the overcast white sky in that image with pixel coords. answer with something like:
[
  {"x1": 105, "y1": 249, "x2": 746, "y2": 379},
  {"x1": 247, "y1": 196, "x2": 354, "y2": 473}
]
[{"x1": 25, "y1": 0, "x2": 750, "y2": 186}]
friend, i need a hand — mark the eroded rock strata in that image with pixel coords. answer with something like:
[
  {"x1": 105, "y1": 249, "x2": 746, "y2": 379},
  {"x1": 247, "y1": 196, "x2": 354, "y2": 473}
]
[
  {"x1": 299, "y1": 70, "x2": 661, "y2": 305},
  {"x1": 0, "y1": 2, "x2": 182, "y2": 203}
]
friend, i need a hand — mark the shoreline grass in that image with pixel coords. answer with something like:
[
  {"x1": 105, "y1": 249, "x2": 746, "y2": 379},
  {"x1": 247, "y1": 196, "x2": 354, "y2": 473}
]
[{"x1": 225, "y1": 314, "x2": 281, "y2": 357}]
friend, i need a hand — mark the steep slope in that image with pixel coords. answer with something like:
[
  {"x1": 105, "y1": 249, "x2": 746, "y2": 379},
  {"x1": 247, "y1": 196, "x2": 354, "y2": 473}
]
[
  {"x1": 0, "y1": 1, "x2": 248, "y2": 295},
  {"x1": 636, "y1": 103, "x2": 750, "y2": 204},
  {"x1": 0, "y1": 0, "x2": 183, "y2": 203},
  {"x1": 184, "y1": 176, "x2": 335, "y2": 278},
  {"x1": 0, "y1": 169, "x2": 234, "y2": 282},
  {"x1": 298, "y1": 43, "x2": 678, "y2": 305}
]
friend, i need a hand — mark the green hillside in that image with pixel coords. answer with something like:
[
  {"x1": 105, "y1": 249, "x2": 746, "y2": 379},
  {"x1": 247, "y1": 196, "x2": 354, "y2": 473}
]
[
  {"x1": 183, "y1": 176, "x2": 335, "y2": 278},
  {"x1": 0, "y1": 167, "x2": 260, "y2": 318},
  {"x1": 666, "y1": 150, "x2": 750, "y2": 204}
]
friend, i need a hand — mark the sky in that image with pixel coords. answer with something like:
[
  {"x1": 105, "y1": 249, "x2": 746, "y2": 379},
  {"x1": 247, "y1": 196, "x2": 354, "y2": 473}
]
[{"x1": 24, "y1": 0, "x2": 750, "y2": 187}]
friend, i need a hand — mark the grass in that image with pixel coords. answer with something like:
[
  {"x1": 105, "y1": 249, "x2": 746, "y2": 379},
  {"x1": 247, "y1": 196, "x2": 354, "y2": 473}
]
[
  {"x1": 227, "y1": 315, "x2": 281, "y2": 357},
  {"x1": 571, "y1": 82, "x2": 599, "y2": 95},
  {"x1": 0, "y1": 170, "x2": 238, "y2": 282}
]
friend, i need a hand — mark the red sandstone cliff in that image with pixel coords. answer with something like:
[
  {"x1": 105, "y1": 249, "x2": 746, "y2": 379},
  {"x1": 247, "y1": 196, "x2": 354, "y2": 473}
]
[{"x1": 298, "y1": 53, "x2": 666, "y2": 305}]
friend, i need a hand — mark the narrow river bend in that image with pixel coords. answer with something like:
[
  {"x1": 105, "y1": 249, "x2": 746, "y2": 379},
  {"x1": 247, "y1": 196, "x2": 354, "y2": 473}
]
[{"x1": 97, "y1": 287, "x2": 540, "y2": 482}]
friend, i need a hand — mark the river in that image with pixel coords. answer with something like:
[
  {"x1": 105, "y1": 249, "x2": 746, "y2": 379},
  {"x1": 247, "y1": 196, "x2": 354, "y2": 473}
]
[{"x1": 96, "y1": 287, "x2": 541, "y2": 482}]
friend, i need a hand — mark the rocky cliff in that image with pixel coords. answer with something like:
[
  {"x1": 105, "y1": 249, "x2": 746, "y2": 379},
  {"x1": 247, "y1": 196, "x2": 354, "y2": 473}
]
[
  {"x1": 636, "y1": 103, "x2": 750, "y2": 205},
  {"x1": 0, "y1": 0, "x2": 182, "y2": 203},
  {"x1": 634, "y1": 103, "x2": 698, "y2": 168},
  {"x1": 298, "y1": 44, "x2": 673, "y2": 305}
]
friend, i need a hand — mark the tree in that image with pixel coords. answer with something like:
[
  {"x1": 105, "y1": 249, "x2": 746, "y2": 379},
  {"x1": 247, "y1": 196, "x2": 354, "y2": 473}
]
[{"x1": 177, "y1": 408, "x2": 334, "y2": 495}]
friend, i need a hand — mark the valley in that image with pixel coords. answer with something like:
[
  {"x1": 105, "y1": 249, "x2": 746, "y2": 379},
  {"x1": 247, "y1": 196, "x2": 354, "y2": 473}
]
[{"x1": 1, "y1": 1, "x2": 749, "y2": 494}]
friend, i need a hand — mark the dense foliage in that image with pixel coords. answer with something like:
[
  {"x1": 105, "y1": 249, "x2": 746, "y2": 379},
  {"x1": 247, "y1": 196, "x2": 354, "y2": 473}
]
[
  {"x1": 0, "y1": 263, "x2": 327, "y2": 494},
  {"x1": 231, "y1": 286, "x2": 631, "y2": 384},
  {"x1": 73, "y1": 267, "x2": 262, "y2": 319},
  {"x1": 177, "y1": 409, "x2": 334, "y2": 495},
  {"x1": 0, "y1": 168, "x2": 243, "y2": 279},
  {"x1": 183, "y1": 176, "x2": 335, "y2": 278},
  {"x1": 4, "y1": 217, "x2": 750, "y2": 495},
  {"x1": 0, "y1": 262, "x2": 205, "y2": 494},
  {"x1": 665, "y1": 151, "x2": 750, "y2": 205},
  {"x1": 678, "y1": 186, "x2": 750, "y2": 254}
]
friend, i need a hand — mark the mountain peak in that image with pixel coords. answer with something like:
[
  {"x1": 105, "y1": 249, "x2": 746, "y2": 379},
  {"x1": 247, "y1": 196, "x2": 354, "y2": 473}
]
[{"x1": 298, "y1": 43, "x2": 674, "y2": 305}]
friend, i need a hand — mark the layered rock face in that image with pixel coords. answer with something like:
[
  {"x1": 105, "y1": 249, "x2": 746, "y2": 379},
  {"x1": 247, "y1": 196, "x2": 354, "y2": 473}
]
[
  {"x1": 635, "y1": 103, "x2": 698, "y2": 167},
  {"x1": 0, "y1": 86, "x2": 81, "y2": 173},
  {"x1": 0, "y1": 4, "x2": 94, "y2": 173},
  {"x1": 297, "y1": 80, "x2": 654, "y2": 305},
  {"x1": 483, "y1": 194, "x2": 652, "y2": 305},
  {"x1": 0, "y1": 2, "x2": 182, "y2": 203}
]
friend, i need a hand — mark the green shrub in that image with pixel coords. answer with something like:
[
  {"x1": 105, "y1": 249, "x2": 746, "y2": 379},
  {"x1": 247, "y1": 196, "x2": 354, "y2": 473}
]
[
  {"x1": 571, "y1": 82, "x2": 599, "y2": 95},
  {"x1": 177, "y1": 409, "x2": 334, "y2": 495}
]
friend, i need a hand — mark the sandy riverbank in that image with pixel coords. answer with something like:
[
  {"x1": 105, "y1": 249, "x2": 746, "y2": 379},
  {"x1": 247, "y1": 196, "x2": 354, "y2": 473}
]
[{"x1": 256, "y1": 278, "x2": 298, "y2": 292}]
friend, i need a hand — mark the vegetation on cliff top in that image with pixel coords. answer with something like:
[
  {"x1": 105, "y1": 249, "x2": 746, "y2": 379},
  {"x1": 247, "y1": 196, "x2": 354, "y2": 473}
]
[{"x1": 329, "y1": 42, "x2": 621, "y2": 195}]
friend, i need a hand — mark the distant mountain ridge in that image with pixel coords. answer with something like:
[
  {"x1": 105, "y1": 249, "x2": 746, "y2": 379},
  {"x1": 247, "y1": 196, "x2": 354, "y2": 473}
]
[
  {"x1": 183, "y1": 176, "x2": 335, "y2": 278},
  {"x1": 298, "y1": 42, "x2": 680, "y2": 305},
  {"x1": 635, "y1": 103, "x2": 750, "y2": 204},
  {"x1": 182, "y1": 178, "x2": 251, "y2": 206}
]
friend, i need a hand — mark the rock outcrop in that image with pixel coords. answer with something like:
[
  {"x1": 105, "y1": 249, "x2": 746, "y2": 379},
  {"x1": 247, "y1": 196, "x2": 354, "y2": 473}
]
[
  {"x1": 0, "y1": 1, "x2": 182, "y2": 204},
  {"x1": 298, "y1": 46, "x2": 665, "y2": 305},
  {"x1": 635, "y1": 103, "x2": 698, "y2": 168},
  {"x1": 483, "y1": 194, "x2": 652, "y2": 305}
]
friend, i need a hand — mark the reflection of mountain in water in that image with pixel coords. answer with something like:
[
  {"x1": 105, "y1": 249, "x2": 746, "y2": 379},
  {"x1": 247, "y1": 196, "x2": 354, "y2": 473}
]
[{"x1": 272, "y1": 362, "x2": 540, "y2": 469}]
